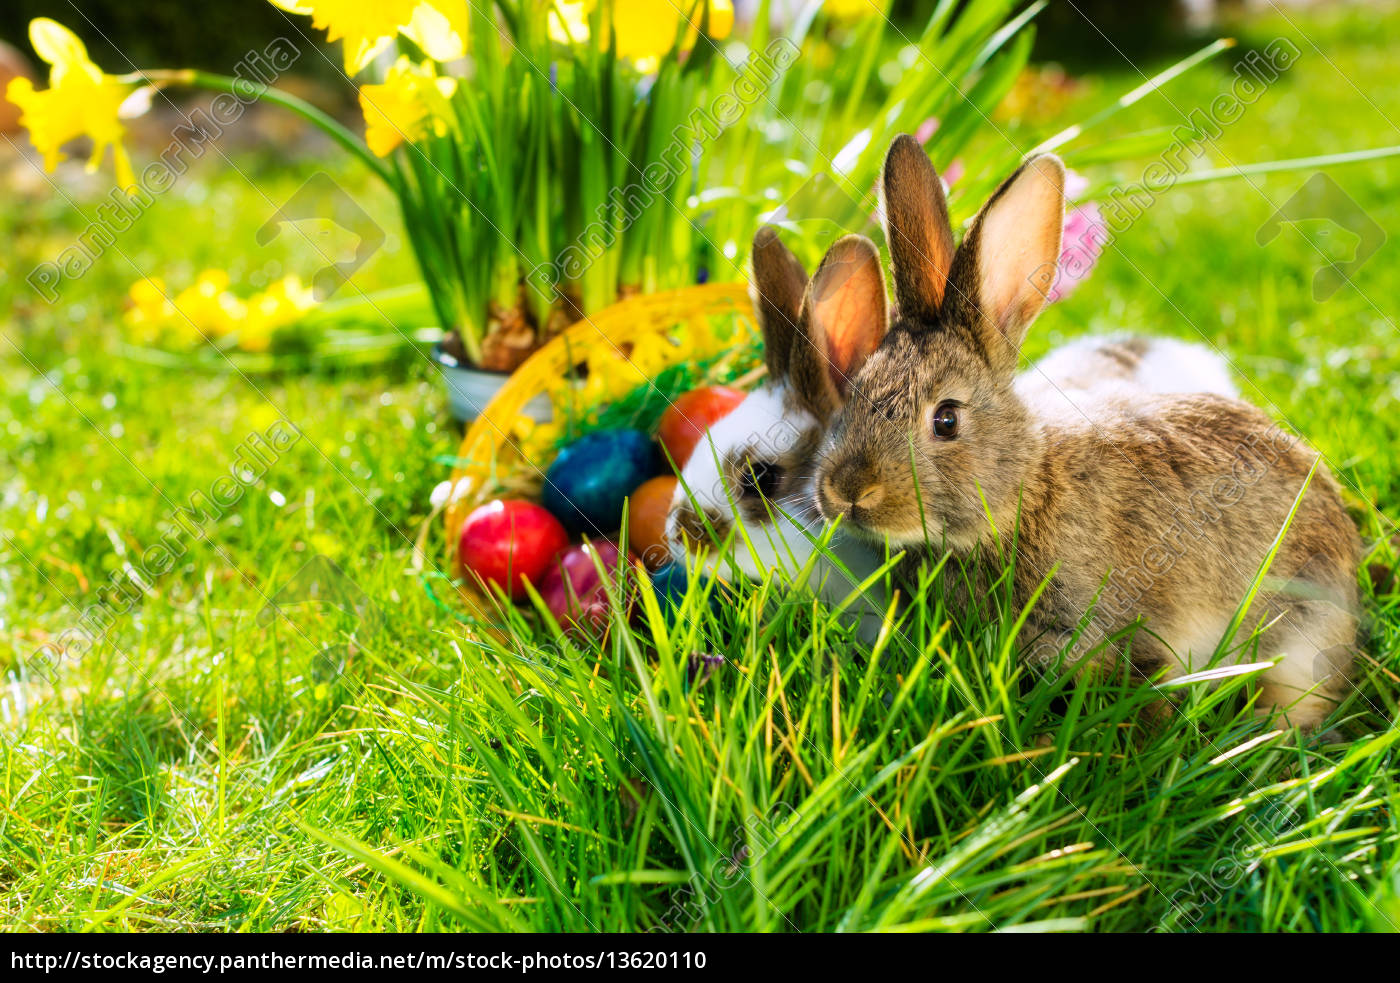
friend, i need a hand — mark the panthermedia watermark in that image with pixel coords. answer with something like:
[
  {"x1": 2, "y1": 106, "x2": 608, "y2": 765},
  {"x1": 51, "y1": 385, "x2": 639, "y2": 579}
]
[
  {"x1": 525, "y1": 37, "x2": 800, "y2": 298},
  {"x1": 1033, "y1": 37, "x2": 1303, "y2": 299},
  {"x1": 1256, "y1": 172, "x2": 1384, "y2": 301},
  {"x1": 257, "y1": 172, "x2": 385, "y2": 300},
  {"x1": 24, "y1": 38, "x2": 303, "y2": 304},
  {"x1": 24, "y1": 417, "x2": 301, "y2": 682}
]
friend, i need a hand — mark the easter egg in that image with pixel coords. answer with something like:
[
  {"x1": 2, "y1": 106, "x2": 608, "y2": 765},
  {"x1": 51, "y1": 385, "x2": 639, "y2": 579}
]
[
  {"x1": 627, "y1": 475, "x2": 678, "y2": 570},
  {"x1": 457, "y1": 499, "x2": 569, "y2": 601},
  {"x1": 647, "y1": 563, "x2": 732, "y2": 621},
  {"x1": 649, "y1": 563, "x2": 691, "y2": 608},
  {"x1": 543, "y1": 429, "x2": 655, "y2": 535},
  {"x1": 539, "y1": 540, "x2": 635, "y2": 635},
  {"x1": 657, "y1": 385, "x2": 746, "y2": 470}
]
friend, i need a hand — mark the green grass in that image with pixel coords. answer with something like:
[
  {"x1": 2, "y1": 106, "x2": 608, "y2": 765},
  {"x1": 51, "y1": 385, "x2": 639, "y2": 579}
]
[{"x1": 2, "y1": 3, "x2": 1400, "y2": 931}]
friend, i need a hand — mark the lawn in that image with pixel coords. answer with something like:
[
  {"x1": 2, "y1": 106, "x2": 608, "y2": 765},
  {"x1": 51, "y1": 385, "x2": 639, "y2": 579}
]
[{"x1": 2, "y1": 2, "x2": 1399, "y2": 932}]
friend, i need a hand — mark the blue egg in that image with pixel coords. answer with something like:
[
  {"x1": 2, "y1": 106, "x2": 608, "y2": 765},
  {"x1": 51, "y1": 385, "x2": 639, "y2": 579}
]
[
  {"x1": 649, "y1": 563, "x2": 733, "y2": 622},
  {"x1": 543, "y1": 429, "x2": 656, "y2": 535},
  {"x1": 650, "y1": 563, "x2": 690, "y2": 607}
]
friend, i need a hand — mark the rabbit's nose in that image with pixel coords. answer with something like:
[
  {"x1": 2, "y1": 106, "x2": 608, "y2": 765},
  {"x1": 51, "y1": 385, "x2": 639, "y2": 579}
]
[{"x1": 820, "y1": 462, "x2": 883, "y2": 522}]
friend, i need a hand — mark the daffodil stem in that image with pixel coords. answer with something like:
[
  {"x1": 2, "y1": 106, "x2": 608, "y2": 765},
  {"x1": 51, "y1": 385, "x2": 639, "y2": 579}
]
[{"x1": 132, "y1": 69, "x2": 393, "y2": 186}]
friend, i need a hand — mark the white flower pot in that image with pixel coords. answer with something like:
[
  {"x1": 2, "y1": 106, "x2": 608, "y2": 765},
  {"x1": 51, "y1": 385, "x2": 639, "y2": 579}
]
[{"x1": 432, "y1": 342, "x2": 553, "y2": 424}]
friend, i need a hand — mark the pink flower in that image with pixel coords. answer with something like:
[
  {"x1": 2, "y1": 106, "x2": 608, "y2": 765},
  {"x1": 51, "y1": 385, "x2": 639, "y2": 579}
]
[
  {"x1": 912, "y1": 118, "x2": 966, "y2": 188},
  {"x1": 943, "y1": 158, "x2": 964, "y2": 188},
  {"x1": 1063, "y1": 167, "x2": 1090, "y2": 201},
  {"x1": 1047, "y1": 202, "x2": 1106, "y2": 303}
]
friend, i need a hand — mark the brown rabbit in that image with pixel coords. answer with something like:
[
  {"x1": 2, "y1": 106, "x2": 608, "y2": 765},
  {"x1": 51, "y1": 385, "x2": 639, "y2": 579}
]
[{"x1": 809, "y1": 134, "x2": 1362, "y2": 731}]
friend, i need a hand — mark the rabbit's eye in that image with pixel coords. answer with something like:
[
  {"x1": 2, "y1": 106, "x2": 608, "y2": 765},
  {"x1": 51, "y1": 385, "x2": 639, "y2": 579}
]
[
  {"x1": 931, "y1": 402, "x2": 959, "y2": 440},
  {"x1": 739, "y1": 460, "x2": 781, "y2": 500}
]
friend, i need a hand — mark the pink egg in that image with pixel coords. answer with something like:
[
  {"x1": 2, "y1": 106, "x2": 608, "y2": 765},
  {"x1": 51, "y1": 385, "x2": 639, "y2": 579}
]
[{"x1": 539, "y1": 540, "x2": 635, "y2": 636}]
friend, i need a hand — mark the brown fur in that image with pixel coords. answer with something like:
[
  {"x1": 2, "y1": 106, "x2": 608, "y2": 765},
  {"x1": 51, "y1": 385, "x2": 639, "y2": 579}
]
[
  {"x1": 667, "y1": 228, "x2": 832, "y2": 553},
  {"x1": 751, "y1": 226, "x2": 808, "y2": 380},
  {"x1": 1098, "y1": 339, "x2": 1148, "y2": 372},
  {"x1": 789, "y1": 235, "x2": 888, "y2": 420},
  {"x1": 672, "y1": 500, "x2": 732, "y2": 553},
  {"x1": 813, "y1": 137, "x2": 1363, "y2": 730},
  {"x1": 882, "y1": 134, "x2": 955, "y2": 319}
]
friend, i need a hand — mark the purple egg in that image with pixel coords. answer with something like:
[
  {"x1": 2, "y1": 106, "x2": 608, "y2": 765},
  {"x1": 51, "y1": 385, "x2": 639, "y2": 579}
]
[{"x1": 538, "y1": 540, "x2": 636, "y2": 636}]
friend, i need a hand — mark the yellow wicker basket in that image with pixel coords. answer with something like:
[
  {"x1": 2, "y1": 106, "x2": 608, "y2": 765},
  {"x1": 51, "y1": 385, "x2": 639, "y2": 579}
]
[{"x1": 437, "y1": 282, "x2": 759, "y2": 581}]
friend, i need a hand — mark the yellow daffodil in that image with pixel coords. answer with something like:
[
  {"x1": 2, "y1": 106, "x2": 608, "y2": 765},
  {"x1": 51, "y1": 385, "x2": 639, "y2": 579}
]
[
  {"x1": 692, "y1": 0, "x2": 735, "y2": 42},
  {"x1": 547, "y1": 1, "x2": 589, "y2": 44},
  {"x1": 125, "y1": 272, "x2": 319, "y2": 352},
  {"x1": 123, "y1": 277, "x2": 177, "y2": 345},
  {"x1": 269, "y1": 0, "x2": 470, "y2": 75},
  {"x1": 240, "y1": 275, "x2": 318, "y2": 352},
  {"x1": 6, "y1": 18, "x2": 137, "y2": 192},
  {"x1": 401, "y1": 0, "x2": 472, "y2": 61},
  {"x1": 549, "y1": 0, "x2": 734, "y2": 68},
  {"x1": 170, "y1": 270, "x2": 246, "y2": 343},
  {"x1": 823, "y1": 0, "x2": 874, "y2": 19},
  {"x1": 236, "y1": 320, "x2": 275, "y2": 353},
  {"x1": 359, "y1": 56, "x2": 457, "y2": 157}
]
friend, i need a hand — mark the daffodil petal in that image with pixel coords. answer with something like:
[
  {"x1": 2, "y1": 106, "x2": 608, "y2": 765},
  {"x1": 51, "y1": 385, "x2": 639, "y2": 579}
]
[
  {"x1": 403, "y1": 0, "x2": 470, "y2": 63},
  {"x1": 359, "y1": 56, "x2": 454, "y2": 157},
  {"x1": 29, "y1": 18, "x2": 102, "y2": 85}
]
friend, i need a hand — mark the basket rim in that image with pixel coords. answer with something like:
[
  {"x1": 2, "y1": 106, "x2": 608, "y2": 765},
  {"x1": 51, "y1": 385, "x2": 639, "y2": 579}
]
[{"x1": 435, "y1": 280, "x2": 758, "y2": 604}]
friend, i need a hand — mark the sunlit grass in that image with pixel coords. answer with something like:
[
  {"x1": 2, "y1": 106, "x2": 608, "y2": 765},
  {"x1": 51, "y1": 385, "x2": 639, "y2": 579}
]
[{"x1": 2, "y1": 2, "x2": 1399, "y2": 931}]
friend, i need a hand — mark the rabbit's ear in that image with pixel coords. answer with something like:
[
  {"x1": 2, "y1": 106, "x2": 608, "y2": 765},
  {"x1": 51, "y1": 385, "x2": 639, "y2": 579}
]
[
  {"x1": 881, "y1": 134, "x2": 955, "y2": 322},
  {"x1": 791, "y1": 235, "x2": 888, "y2": 419},
  {"x1": 751, "y1": 226, "x2": 808, "y2": 381},
  {"x1": 945, "y1": 154, "x2": 1064, "y2": 370}
]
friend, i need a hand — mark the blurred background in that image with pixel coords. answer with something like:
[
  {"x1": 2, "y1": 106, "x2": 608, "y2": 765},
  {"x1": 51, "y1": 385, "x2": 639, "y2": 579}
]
[
  {"x1": 4, "y1": 0, "x2": 1395, "y2": 506},
  {"x1": 3, "y1": 0, "x2": 1399, "y2": 933},
  {"x1": 3, "y1": 0, "x2": 1395, "y2": 544},
  {"x1": 0, "y1": 0, "x2": 1274, "y2": 70}
]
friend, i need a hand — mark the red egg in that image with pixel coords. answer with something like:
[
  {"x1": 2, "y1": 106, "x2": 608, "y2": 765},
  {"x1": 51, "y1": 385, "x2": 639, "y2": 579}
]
[
  {"x1": 458, "y1": 499, "x2": 569, "y2": 601},
  {"x1": 657, "y1": 385, "x2": 746, "y2": 470},
  {"x1": 539, "y1": 540, "x2": 635, "y2": 635}
]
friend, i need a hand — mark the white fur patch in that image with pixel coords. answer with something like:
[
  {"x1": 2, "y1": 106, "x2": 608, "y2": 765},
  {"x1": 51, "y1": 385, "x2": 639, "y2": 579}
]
[
  {"x1": 1018, "y1": 335, "x2": 1238, "y2": 428},
  {"x1": 1133, "y1": 337, "x2": 1238, "y2": 398},
  {"x1": 667, "y1": 382, "x2": 820, "y2": 579}
]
